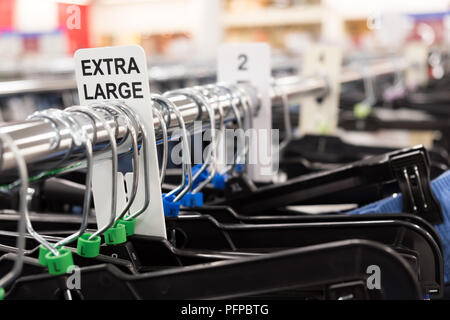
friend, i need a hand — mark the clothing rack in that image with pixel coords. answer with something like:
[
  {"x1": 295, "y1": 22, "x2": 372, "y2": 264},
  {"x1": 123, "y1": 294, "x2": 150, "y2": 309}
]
[
  {"x1": 0, "y1": 59, "x2": 407, "y2": 181},
  {"x1": 0, "y1": 56, "x2": 303, "y2": 97}
]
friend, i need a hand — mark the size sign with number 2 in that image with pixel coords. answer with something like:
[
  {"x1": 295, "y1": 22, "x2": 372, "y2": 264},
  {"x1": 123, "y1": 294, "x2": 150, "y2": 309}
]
[{"x1": 217, "y1": 43, "x2": 273, "y2": 182}]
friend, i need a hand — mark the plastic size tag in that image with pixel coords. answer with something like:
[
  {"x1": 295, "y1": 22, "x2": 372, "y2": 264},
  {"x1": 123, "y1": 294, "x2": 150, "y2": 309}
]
[
  {"x1": 74, "y1": 45, "x2": 166, "y2": 238},
  {"x1": 405, "y1": 43, "x2": 429, "y2": 89},
  {"x1": 218, "y1": 43, "x2": 273, "y2": 182},
  {"x1": 298, "y1": 45, "x2": 342, "y2": 135}
]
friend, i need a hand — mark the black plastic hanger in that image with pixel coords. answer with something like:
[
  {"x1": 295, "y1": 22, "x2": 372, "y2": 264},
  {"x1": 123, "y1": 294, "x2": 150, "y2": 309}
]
[
  {"x1": 0, "y1": 210, "x2": 440, "y2": 298},
  {"x1": 216, "y1": 146, "x2": 443, "y2": 225},
  {"x1": 2, "y1": 239, "x2": 422, "y2": 300},
  {"x1": 164, "y1": 213, "x2": 443, "y2": 297}
]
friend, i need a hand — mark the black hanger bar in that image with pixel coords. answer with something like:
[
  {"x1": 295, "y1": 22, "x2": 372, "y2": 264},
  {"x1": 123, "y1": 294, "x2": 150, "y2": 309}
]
[
  {"x1": 218, "y1": 146, "x2": 443, "y2": 224},
  {"x1": 165, "y1": 214, "x2": 443, "y2": 297},
  {"x1": 3, "y1": 240, "x2": 422, "y2": 300}
]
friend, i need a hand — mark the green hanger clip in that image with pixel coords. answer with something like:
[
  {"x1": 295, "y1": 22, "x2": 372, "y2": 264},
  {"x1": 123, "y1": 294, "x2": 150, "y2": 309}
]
[
  {"x1": 77, "y1": 233, "x2": 101, "y2": 258},
  {"x1": 104, "y1": 224, "x2": 127, "y2": 245},
  {"x1": 117, "y1": 218, "x2": 136, "y2": 236},
  {"x1": 38, "y1": 245, "x2": 51, "y2": 266},
  {"x1": 45, "y1": 247, "x2": 74, "y2": 276},
  {"x1": 38, "y1": 244, "x2": 63, "y2": 266},
  {"x1": 353, "y1": 102, "x2": 372, "y2": 120}
]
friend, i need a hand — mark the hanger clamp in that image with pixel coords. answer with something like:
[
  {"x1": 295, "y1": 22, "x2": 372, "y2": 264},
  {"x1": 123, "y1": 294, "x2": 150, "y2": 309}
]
[{"x1": 389, "y1": 149, "x2": 443, "y2": 224}]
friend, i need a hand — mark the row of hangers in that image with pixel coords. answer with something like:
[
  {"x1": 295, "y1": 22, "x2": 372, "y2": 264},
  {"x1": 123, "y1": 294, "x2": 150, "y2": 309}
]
[{"x1": 0, "y1": 52, "x2": 449, "y2": 300}]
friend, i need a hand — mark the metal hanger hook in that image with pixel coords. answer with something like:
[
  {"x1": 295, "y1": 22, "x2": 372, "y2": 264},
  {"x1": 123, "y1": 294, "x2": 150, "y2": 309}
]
[
  {"x1": 153, "y1": 94, "x2": 192, "y2": 202},
  {"x1": 0, "y1": 132, "x2": 28, "y2": 290},
  {"x1": 52, "y1": 110, "x2": 93, "y2": 248},
  {"x1": 105, "y1": 101, "x2": 151, "y2": 221},
  {"x1": 92, "y1": 102, "x2": 140, "y2": 222},
  {"x1": 65, "y1": 106, "x2": 118, "y2": 240}
]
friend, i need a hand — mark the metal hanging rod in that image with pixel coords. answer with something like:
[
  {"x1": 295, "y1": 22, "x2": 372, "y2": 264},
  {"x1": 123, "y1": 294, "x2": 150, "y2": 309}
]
[
  {"x1": 0, "y1": 57, "x2": 304, "y2": 97},
  {"x1": 0, "y1": 60, "x2": 407, "y2": 182}
]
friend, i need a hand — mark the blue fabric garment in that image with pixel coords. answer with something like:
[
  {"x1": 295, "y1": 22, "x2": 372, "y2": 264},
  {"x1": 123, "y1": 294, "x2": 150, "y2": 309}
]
[{"x1": 348, "y1": 170, "x2": 450, "y2": 283}]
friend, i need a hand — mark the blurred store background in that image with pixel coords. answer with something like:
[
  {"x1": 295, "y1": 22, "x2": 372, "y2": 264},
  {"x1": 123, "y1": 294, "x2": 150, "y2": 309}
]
[{"x1": 0, "y1": 0, "x2": 448, "y2": 120}]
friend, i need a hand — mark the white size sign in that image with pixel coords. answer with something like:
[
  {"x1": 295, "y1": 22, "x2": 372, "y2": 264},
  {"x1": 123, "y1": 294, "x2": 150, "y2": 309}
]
[
  {"x1": 298, "y1": 45, "x2": 342, "y2": 135},
  {"x1": 74, "y1": 45, "x2": 166, "y2": 238},
  {"x1": 217, "y1": 43, "x2": 273, "y2": 182},
  {"x1": 405, "y1": 43, "x2": 429, "y2": 89}
]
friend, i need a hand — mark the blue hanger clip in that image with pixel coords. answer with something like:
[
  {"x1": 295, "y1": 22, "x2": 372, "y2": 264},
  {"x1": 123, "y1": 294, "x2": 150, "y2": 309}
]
[
  {"x1": 212, "y1": 172, "x2": 229, "y2": 190},
  {"x1": 162, "y1": 193, "x2": 181, "y2": 217},
  {"x1": 181, "y1": 192, "x2": 204, "y2": 207}
]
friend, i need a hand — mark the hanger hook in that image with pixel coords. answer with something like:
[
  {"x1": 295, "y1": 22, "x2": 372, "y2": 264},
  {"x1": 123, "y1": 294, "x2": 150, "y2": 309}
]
[
  {"x1": 206, "y1": 84, "x2": 236, "y2": 175},
  {"x1": 272, "y1": 78, "x2": 292, "y2": 151},
  {"x1": 360, "y1": 65, "x2": 377, "y2": 107},
  {"x1": 164, "y1": 88, "x2": 217, "y2": 195},
  {"x1": 153, "y1": 107, "x2": 169, "y2": 185},
  {"x1": 23, "y1": 109, "x2": 95, "y2": 255},
  {"x1": 152, "y1": 94, "x2": 192, "y2": 202},
  {"x1": 219, "y1": 83, "x2": 253, "y2": 174},
  {"x1": 0, "y1": 132, "x2": 27, "y2": 290},
  {"x1": 214, "y1": 83, "x2": 245, "y2": 175},
  {"x1": 27, "y1": 112, "x2": 74, "y2": 175},
  {"x1": 65, "y1": 106, "x2": 118, "y2": 240},
  {"x1": 190, "y1": 85, "x2": 223, "y2": 193},
  {"x1": 104, "y1": 101, "x2": 151, "y2": 221},
  {"x1": 92, "y1": 102, "x2": 140, "y2": 223},
  {"x1": 52, "y1": 110, "x2": 94, "y2": 248}
]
